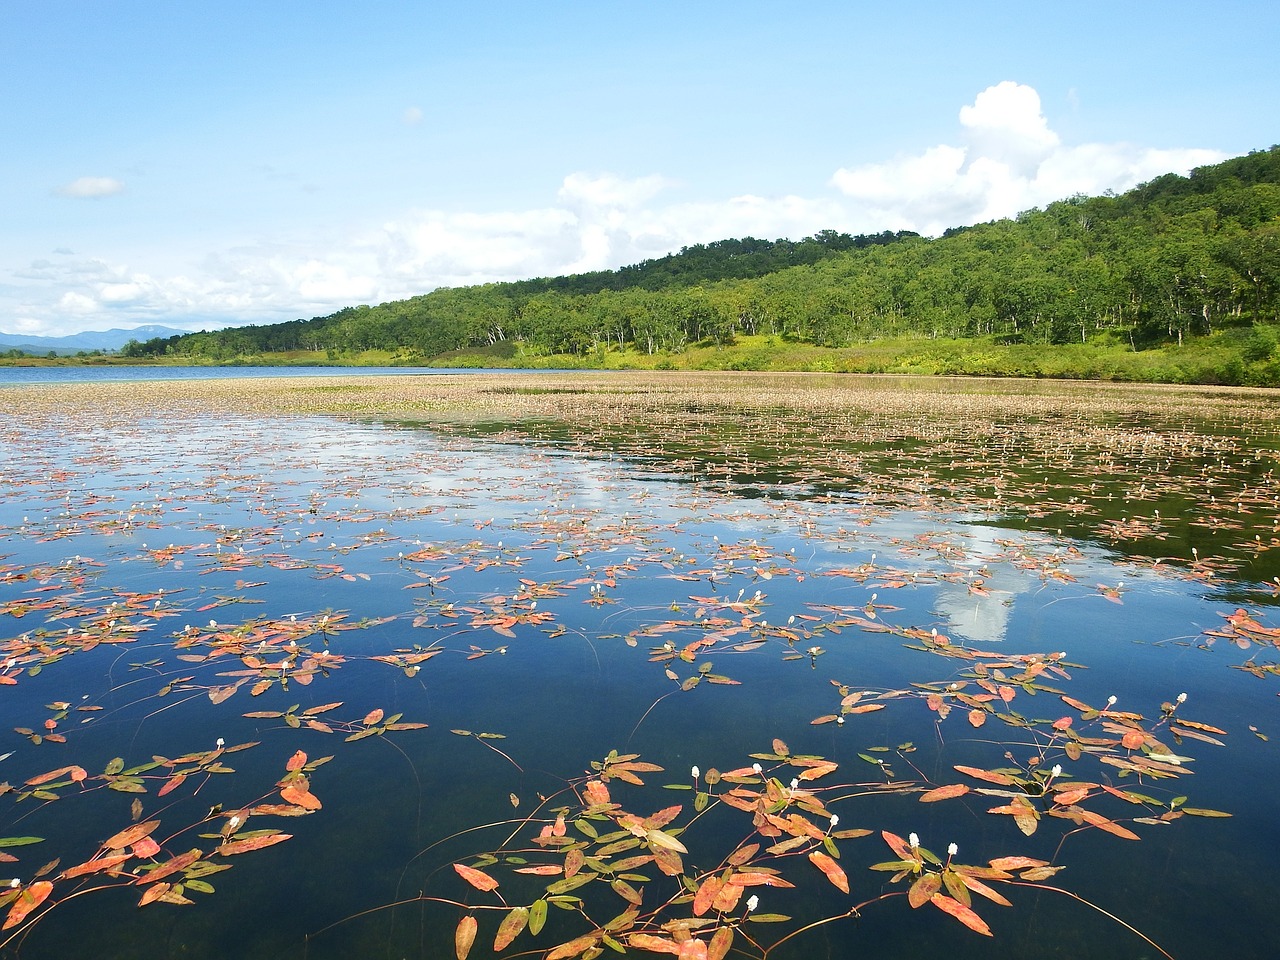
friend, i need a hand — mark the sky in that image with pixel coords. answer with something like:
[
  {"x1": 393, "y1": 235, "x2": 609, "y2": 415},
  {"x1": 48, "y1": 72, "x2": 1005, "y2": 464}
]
[{"x1": 2, "y1": 1, "x2": 1277, "y2": 338}]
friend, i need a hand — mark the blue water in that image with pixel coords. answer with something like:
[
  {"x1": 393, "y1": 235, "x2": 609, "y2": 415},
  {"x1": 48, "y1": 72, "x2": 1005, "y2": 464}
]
[
  {"x1": 0, "y1": 365, "x2": 560, "y2": 385},
  {"x1": 0, "y1": 394, "x2": 1275, "y2": 960}
]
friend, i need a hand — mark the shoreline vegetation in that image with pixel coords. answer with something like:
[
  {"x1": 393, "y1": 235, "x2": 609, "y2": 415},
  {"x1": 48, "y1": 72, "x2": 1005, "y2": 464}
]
[
  {"x1": 3, "y1": 369, "x2": 1275, "y2": 424},
  {"x1": 9, "y1": 147, "x2": 1279, "y2": 386},
  {"x1": 3, "y1": 331, "x2": 1280, "y2": 386}
]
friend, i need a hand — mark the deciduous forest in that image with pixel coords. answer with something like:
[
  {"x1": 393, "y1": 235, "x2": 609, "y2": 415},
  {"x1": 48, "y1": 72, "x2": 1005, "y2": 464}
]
[{"x1": 122, "y1": 147, "x2": 1280, "y2": 384}]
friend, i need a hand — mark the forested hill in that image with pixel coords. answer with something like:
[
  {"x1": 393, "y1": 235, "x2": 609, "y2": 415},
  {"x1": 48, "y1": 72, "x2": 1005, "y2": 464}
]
[
  {"x1": 503, "y1": 229, "x2": 918, "y2": 297},
  {"x1": 124, "y1": 146, "x2": 1280, "y2": 382}
]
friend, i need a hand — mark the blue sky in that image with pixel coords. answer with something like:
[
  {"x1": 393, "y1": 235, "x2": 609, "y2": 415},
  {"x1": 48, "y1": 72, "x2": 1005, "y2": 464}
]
[{"x1": 3, "y1": 1, "x2": 1276, "y2": 337}]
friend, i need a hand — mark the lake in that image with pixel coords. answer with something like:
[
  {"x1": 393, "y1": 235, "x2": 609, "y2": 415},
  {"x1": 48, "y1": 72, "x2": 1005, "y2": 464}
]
[{"x1": 0, "y1": 371, "x2": 1277, "y2": 960}]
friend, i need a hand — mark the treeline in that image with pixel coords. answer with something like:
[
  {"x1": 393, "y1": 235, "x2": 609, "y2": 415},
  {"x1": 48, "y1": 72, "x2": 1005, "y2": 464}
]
[{"x1": 125, "y1": 147, "x2": 1280, "y2": 368}]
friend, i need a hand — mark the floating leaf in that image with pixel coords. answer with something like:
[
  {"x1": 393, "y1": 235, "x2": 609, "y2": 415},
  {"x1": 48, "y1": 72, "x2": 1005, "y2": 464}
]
[
  {"x1": 930, "y1": 892, "x2": 992, "y2": 936},
  {"x1": 454, "y1": 914, "x2": 478, "y2": 960},
  {"x1": 919, "y1": 783, "x2": 970, "y2": 802},
  {"x1": 908, "y1": 872, "x2": 941, "y2": 908},
  {"x1": 453, "y1": 863, "x2": 499, "y2": 892},
  {"x1": 494, "y1": 906, "x2": 529, "y2": 951},
  {"x1": 2, "y1": 881, "x2": 53, "y2": 929},
  {"x1": 217, "y1": 833, "x2": 291, "y2": 855},
  {"x1": 104, "y1": 820, "x2": 161, "y2": 852},
  {"x1": 808, "y1": 851, "x2": 849, "y2": 893}
]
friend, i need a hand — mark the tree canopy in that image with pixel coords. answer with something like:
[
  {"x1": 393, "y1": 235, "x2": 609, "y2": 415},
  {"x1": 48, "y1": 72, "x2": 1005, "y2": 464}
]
[{"x1": 123, "y1": 147, "x2": 1280, "y2": 381}]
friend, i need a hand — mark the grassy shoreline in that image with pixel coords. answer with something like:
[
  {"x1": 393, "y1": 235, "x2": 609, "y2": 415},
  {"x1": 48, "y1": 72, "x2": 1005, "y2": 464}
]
[{"x1": 5, "y1": 331, "x2": 1278, "y2": 387}]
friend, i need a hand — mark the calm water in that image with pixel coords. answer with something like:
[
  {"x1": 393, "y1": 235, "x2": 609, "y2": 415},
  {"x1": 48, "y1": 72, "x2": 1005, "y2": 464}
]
[
  {"x1": 0, "y1": 365, "x2": 549, "y2": 385},
  {"x1": 0, "y1": 376, "x2": 1277, "y2": 959}
]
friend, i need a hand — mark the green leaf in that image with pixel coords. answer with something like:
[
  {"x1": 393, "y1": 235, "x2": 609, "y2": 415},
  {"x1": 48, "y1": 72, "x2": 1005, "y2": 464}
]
[
  {"x1": 0, "y1": 837, "x2": 44, "y2": 848},
  {"x1": 529, "y1": 898, "x2": 548, "y2": 936},
  {"x1": 1181, "y1": 807, "x2": 1232, "y2": 817},
  {"x1": 747, "y1": 913, "x2": 792, "y2": 923}
]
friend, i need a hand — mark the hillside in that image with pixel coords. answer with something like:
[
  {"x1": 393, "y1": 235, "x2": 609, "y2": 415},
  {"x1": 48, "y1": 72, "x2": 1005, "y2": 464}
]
[{"x1": 121, "y1": 147, "x2": 1280, "y2": 385}]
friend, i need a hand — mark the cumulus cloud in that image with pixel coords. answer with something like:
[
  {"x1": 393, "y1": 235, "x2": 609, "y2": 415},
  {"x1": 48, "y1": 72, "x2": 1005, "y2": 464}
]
[
  {"x1": 9, "y1": 87, "x2": 1229, "y2": 335},
  {"x1": 57, "y1": 176, "x2": 125, "y2": 199},
  {"x1": 832, "y1": 81, "x2": 1226, "y2": 235}
]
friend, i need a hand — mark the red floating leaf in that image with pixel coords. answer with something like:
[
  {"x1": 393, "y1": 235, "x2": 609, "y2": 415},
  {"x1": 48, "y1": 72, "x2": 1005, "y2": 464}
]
[
  {"x1": 217, "y1": 833, "x2": 292, "y2": 855},
  {"x1": 808, "y1": 851, "x2": 849, "y2": 893},
  {"x1": 919, "y1": 783, "x2": 970, "y2": 803},
  {"x1": 929, "y1": 892, "x2": 992, "y2": 936},
  {"x1": 455, "y1": 914, "x2": 478, "y2": 960},
  {"x1": 453, "y1": 863, "x2": 499, "y2": 892},
  {"x1": 2, "y1": 881, "x2": 53, "y2": 930},
  {"x1": 103, "y1": 820, "x2": 161, "y2": 852}
]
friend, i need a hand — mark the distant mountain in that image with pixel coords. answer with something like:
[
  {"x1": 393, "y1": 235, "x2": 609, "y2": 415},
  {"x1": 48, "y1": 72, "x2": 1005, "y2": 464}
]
[{"x1": 0, "y1": 325, "x2": 193, "y2": 354}]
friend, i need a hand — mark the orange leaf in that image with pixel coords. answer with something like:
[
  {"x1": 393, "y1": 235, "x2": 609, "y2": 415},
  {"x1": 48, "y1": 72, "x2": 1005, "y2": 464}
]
[
  {"x1": 710, "y1": 880, "x2": 744, "y2": 913},
  {"x1": 157, "y1": 773, "x2": 187, "y2": 797},
  {"x1": 455, "y1": 914, "x2": 478, "y2": 960},
  {"x1": 138, "y1": 882, "x2": 171, "y2": 907},
  {"x1": 131, "y1": 836, "x2": 161, "y2": 859},
  {"x1": 60, "y1": 853, "x2": 131, "y2": 879},
  {"x1": 493, "y1": 906, "x2": 529, "y2": 951},
  {"x1": 2, "y1": 881, "x2": 53, "y2": 930},
  {"x1": 103, "y1": 820, "x2": 161, "y2": 852},
  {"x1": 908, "y1": 872, "x2": 941, "y2": 908},
  {"x1": 693, "y1": 875, "x2": 722, "y2": 916},
  {"x1": 708, "y1": 926, "x2": 734, "y2": 960},
  {"x1": 628, "y1": 933, "x2": 681, "y2": 955},
  {"x1": 363, "y1": 708, "x2": 385, "y2": 726},
  {"x1": 453, "y1": 863, "x2": 499, "y2": 892},
  {"x1": 929, "y1": 892, "x2": 992, "y2": 936},
  {"x1": 217, "y1": 833, "x2": 292, "y2": 855},
  {"x1": 547, "y1": 935, "x2": 602, "y2": 960},
  {"x1": 25, "y1": 766, "x2": 77, "y2": 787},
  {"x1": 808, "y1": 851, "x2": 849, "y2": 893},
  {"x1": 286, "y1": 750, "x2": 307, "y2": 772},
  {"x1": 144, "y1": 848, "x2": 202, "y2": 883},
  {"x1": 280, "y1": 783, "x2": 322, "y2": 810},
  {"x1": 967, "y1": 709, "x2": 987, "y2": 728},
  {"x1": 919, "y1": 783, "x2": 970, "y2": 802},
  {"x1": 953, "y1": 765, "x2": 1018, "y2": 786}
]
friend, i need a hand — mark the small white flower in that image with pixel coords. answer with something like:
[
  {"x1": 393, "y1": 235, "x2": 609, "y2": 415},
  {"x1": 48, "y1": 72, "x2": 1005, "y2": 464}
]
[
  {"x1": 1106, "y1": 695, "x2": 1117, "y2": 707},
  {"x1": 829, "y1": 814, "x2": 840, "y2": 828},
  {"x1": 228, "y1": 815, "x2": 240, "y2": 829},
  {"x1": 746, "y1": 894, "x2": 759, "y2": 913},
  {"x1": 1176, "y1": 692, "x2": 1187, "y2": 704},
  {"x1": 752, "y1": 762, "x2": 763, "y2": 774},
  {"x1": 215, "y1": 738, "x2": 225, "y2": 748},
  {"x1": 790, "y1": 778, "x2": 799, "y2": 790},
  {"x1": 908, "y1": 832, "x2": 920, "y2": 849},
  {"x1": 1051, "y1": 764, "x2": 1062, "y2": 778},
  {"x1": 836, "y1": 716, "x2": 844, "y2": 725},
  {"x1": 8, "y1": 878, "x2": 18, "y2": 889},
  {"x1": 209, "y1": 619, "x2": 218, "y2": 628},
  {"x1": 948, "y1": 842, "x2": 958, "y2": 857},
  {"x1": 691, "y1": 765, "x2": 700, "y2": 779}
]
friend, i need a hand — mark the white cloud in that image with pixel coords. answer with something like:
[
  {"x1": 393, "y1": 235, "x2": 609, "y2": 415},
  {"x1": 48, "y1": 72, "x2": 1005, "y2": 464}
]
[
  {"x1": 57, "y1": 176, "x2": 125, "y2": 199},
  {"x1": 7, "y1": 86, "x2": 1228, "y2": 335},
  {"x1": 832, "y1": 81, "x2": 1226, "y2": 235},
  {"x1": 402, "y1": 106, "x2": 424, "y2": 126}
]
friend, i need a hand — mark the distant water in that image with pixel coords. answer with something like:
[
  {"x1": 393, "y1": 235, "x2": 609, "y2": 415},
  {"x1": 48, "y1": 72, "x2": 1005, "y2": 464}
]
[{"x1": 0, "y1": 365, "x2": 547, "y2": 385}]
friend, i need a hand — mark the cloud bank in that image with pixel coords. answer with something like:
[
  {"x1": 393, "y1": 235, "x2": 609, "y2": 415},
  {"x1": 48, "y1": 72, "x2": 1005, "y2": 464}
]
[
  {"x1": 831, "y1": 82, "x2": 1224, "y2": 235},
  {"x1": 12, "y1": 83, "x2": 1227, "y2": 335}
]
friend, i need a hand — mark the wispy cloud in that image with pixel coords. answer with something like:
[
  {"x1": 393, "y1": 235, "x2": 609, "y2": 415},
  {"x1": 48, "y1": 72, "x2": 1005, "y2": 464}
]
[{"x1": 56, "y1": 176, "x2": 125, "y2": 199}]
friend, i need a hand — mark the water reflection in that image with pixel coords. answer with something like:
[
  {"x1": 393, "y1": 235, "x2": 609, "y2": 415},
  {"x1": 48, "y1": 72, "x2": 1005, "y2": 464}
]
[{"x1": 0, "y1": 398, "x2": 1276, "y2": 960}]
